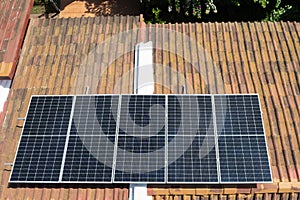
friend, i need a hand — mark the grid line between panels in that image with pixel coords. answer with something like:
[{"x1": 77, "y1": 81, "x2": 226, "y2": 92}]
[
  {"x1": 164, "y1": 95, "x2": 168, "y2": 183},
  {"x1": 112, "y1": 95, "x2": 122, "y2": 183},
  {"x1": 211, "y1": 95, "x2": 221, "y2": 183},
  {"x1": 59, "y1": 96, "x2": 76, "y2": 182}
]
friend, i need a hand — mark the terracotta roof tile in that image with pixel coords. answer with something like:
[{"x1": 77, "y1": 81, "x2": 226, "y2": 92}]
[
  {"x1": 148, "y1": 21, "x2": 300, "y2": 194},
  {"x1": 0, "y1": 17, "x2": 300, "y2": 199},
  {"x1": 0, "y1": 0, "x2": 33, "y2": 79}
]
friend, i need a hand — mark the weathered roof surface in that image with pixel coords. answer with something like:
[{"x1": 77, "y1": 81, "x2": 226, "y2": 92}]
[
  {"x1": 0, "y1": 0, "x2": 33, "y2": 79},
  {"x1": 148, "y1": 21, "x2": 300, "y2": 197},
  {"x1": 0, "y1": 15, "x2": 139, "y2": 200},
  {"x1": 0, "y1": 16, "x2": 300, "y2": 200}
]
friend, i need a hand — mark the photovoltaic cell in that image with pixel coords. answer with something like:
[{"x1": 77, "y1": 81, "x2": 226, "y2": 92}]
[
  {"x1": 167, "y1": 95, "x2": 217, "y2": 182},
  {"x1": 62, "y1": 135, "x2": 114, "y2": 182},
  {"x1": 10, "y1": 136, "x2": 66, "y2": 182},
  {"x1": 118, "y1": 95, "x2": 165, "y2": 137},
  {"x1": 218, "y1": 135, "x2": 272, "y2": 182},
  {"x1": 168, "y1": 95, "x2": 213, "y2": 136},
  {"x1": 114, "y1": 95, "x2": 166, "y2": 182},
  {"x1": 114, "y1": 136, "x2": 165, "y2": 182},
  {"x1": 215, "y1": 95, "x2": 272, "y2": 183},
  {"x1": 23, "y1": 96, "x2": 73, "y2": 136},
  {"x1": 71, "y1": 95, "x2": 119, "y2": 136},
  {"x1": 214, "y1": 95, "x2": 264, "y2": 136},
  {"x1": 168, "y1": 136, "x2": 218, "y2": 183},
  {"x1": 10, "y1": 96, "x2": 73, "y2": 182},
  {"x1": 10, "y1": 94, "x2": 272, "y2": 184},
  {"x1": 62, "y1": 95, "x2": 118, "y2": 182}
]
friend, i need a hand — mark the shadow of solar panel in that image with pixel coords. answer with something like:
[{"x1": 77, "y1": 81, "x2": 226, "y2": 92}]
[
  {"x1": 10, "y1": 136, "x2": 66, "y2": 182},
  {"x1": 219, "y1": 135, "x2": 272, "y2": 183},
  {"x1": 62, "y1": 134, "x2": 114, "y2": 182},
  {"x1": 167, "y1": 136, "x2": 218, "y2": 183}
]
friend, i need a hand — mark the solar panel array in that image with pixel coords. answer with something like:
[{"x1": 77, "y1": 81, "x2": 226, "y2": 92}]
[{"x1": 10, "y1": 94, "x2": 272, "y2": 184}]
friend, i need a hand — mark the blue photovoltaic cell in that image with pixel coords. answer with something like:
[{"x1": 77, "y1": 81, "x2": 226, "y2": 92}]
[
  {"x1": 62, "y1": 95, "x2": 118, "y2": 182},
  {"x1": 23, "y1": 96, "x2": 73, "y2": 136},
  {"x1": 218, "y1": 135, "x2": 272, "y2": 182},
  {"x1": 10, "y1": 96, "x2": 73, "y2": 182},
  {"x1": 10, "y1": 94, "x2": 272, "y2": 184},
  {"x1": 168, "y1": 95, "x2": 217, "y2": 182},
  {"x1": 114, "y1": 95, "x2": 166, "y2": 182},
  {"x1": 168, "y1": 95, "x2": 213, "y2": 136},
  {"x1": 114, "y1": 136, "x2": 165, "y2": 182},
  {"x1": 215, "y1": 95, "x2": 271, "y2": 183},
  {"x1": 168, "y1": 136, "x2": 218, "y2": 182},
  {"x1": 214, "y1": 95, "x2": 264, "y2": 136},
  {"x1": 71, "y1": 96, "x2": 119, "y2": 136},
  {"x1": 10, "y1": 136, "x2": 66, "y2": 182},
  {"x1": 62, "y1": 135, "x2": 114, "y2": 182}
]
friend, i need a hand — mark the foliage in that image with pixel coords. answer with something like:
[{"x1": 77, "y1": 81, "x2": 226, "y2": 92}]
[
  {"x1": 32, "y1": 0, "x2": 59, "y2": 14},
  {"x1": 34, "y1": 0, "x2": 44, "y2": 6},
  {"x1": 31, "y1": 5, "x2": 45, "y2": 14},
  {"x1": 151, "y1": 8, "x2": 167, "y2": 23},
  {"x1": 141, "y1": 0, "x2": 300, "y2": 23},
  {"x1": 254, "y1": 0, "x2": 269, "y2": 8},
  {"x1": 265, "y1": 4, "x2": 292, "y2": 21}
]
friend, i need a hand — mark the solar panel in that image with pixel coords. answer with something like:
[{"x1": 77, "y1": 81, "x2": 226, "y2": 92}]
[
  {"x1": 214, "y1": 95, "x2": 272, "y2": 183},
  {"x1": 70, "y1": 96, "x2": 119, "y2": 136},
  {"x1": 10, "y1": 96, "x2": 73, "y2": 182},
  {"x1": 168, "y1": 135, "x2": 218, "y2": 183},
  {"x1": 167, "y1": 95, "x2": 217, "y2": 182},
  {"x1": 62, "y1": 135, "x2": 115, "y2": 182},
  {"x1": 22, "y1": 96, "x2": 73, "y2": 136},
  {"x1": 10, "y1": 136, "x2": 66, "y2": 182},
  {"x1": 218, "y1": 135, "x2": 272, "y2": 182},
  {"x1": 214, "y1": 95, "x2": 264, "y2": 136},
  {"x1": 114, "y1": 95, "x2": 166, "y2": 183},
  {"x1": 10, "y1": 94, "x2": 272, "y2": 184},
  {"x1": 62, "y1": 95, "x2": 119, "y2": 182}
]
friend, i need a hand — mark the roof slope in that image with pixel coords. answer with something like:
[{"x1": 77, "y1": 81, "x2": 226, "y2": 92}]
[
  {"x1": 148, "y1": 21, "x2": 300, "y2": 198},
  {"x1": 0, "y1": 0, "x2": 33, "y2": 79},
  {"x1": 0, "y1": 15, "x2": 139, "y2": 200},
  {"x1": 0, "y1": 17, "x2": 300, "y2": 199}
]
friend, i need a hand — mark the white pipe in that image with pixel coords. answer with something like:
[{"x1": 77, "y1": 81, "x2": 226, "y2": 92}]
[
  {"x1": 128, "y1": 184, "x2": 152, "y2": 200},
  {"x1": 134, "y1": 41, "x2": 154, "y2": 95},
  {"x1": 129, "y1": 41, "x2": 154, "y2": 200}
]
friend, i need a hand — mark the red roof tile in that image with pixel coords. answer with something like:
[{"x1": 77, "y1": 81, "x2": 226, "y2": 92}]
[
  {"x1": 0, "y1": 16, "x2": 299, "y2": 199},
  {"x1": 0, "y1": 0, "x2": 33, "y2": 79}
]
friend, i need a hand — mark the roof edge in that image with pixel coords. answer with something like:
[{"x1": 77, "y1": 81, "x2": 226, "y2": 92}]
[
  {"x1": 147, "y1": 182, "x2": 300, "y2": 196},
  {"x1": 0, "y1": 62, "x2": 14, "y2": 80}
]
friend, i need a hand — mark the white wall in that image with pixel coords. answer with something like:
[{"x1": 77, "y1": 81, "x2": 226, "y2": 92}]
[{"x1": 0, "y1": 80, "x2": 11, "y2": 112}]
